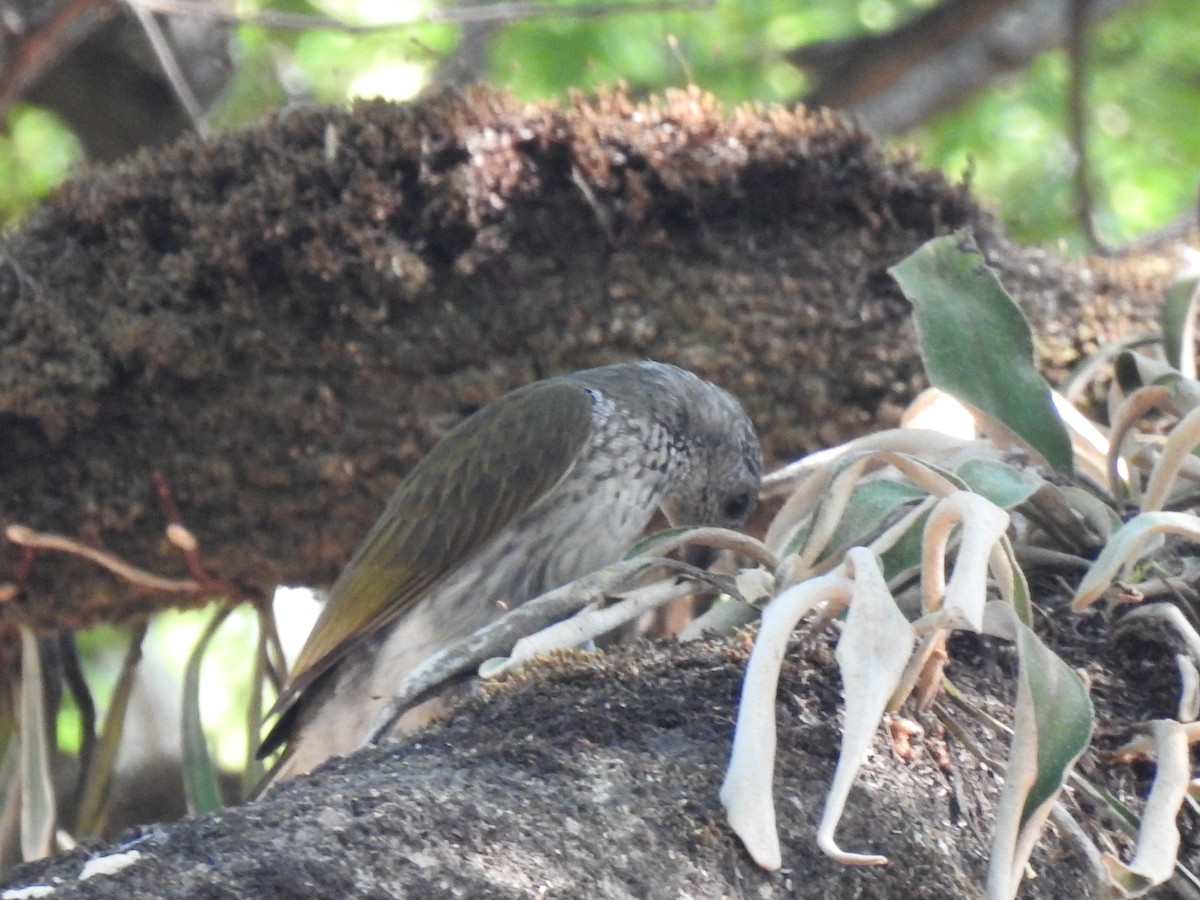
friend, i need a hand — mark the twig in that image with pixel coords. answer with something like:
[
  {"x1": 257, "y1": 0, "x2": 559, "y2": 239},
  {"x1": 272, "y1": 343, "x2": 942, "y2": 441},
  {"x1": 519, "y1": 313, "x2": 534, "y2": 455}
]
[
  {"x1": 152, "y1": 471, "x2": 209, "y2": 581},
  {"x1": 931, "y1": 700, "x2": 1006, "y2": 772},
  {"x1": 255, "y1": 601, "x2": 289, "y2": 691},
  {"x1": 940, "y1": 678, "x2": 1011, "y2": 736},
  {"x1": 125, "y1": 0, "x2": 210, "y2": 136},
  {"x1": 5, "y1": 525, "x2": 203, "y2": 594}
]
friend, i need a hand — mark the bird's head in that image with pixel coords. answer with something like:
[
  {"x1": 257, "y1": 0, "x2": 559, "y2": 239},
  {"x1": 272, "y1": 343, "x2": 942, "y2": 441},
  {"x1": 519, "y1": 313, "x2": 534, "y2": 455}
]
[
  {"x1": 658, "y1": 381, "x2": 762, "y2": 530},
  {"x1": 587, "y1": 361, "x2": 762, "y2": 530}
]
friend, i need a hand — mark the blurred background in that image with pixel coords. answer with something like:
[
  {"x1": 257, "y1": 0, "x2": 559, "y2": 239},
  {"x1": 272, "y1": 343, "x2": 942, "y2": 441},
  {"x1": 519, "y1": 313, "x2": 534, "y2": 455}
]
[{"x1": 1, "y1": 0, "x2": 1197, "y2": 251}]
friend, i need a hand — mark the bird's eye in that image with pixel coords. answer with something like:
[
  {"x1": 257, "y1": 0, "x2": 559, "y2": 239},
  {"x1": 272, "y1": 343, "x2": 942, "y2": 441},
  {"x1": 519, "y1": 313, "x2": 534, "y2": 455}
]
[{"x1": 721, "y1": 491, "x2": 754, "y2": 522}]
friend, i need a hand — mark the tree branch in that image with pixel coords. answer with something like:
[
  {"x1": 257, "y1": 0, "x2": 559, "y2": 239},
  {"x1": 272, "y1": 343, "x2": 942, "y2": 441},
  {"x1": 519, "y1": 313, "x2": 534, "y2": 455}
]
[
  {"x1": 0, "y1": 639, "x2": 1099, "y2": 898},
  {"x1": 830, "y1": 0, "x2": 1137, "y2": 135},
  {"x1": 789, "y1": 0, "x2": 1024, "y2": 110}
]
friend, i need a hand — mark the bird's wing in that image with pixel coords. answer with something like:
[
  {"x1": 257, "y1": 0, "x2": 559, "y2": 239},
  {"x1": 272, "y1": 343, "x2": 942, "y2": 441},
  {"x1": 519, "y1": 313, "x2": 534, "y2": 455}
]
[{"x1": 266, "y1": 377, "x2": 597, "y2": 725}]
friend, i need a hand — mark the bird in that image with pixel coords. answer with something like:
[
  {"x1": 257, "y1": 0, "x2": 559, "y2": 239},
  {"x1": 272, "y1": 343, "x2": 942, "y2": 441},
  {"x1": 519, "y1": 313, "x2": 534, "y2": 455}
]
[{"x1": 257, "y1": 361, "x2": 762, "y2": 785}]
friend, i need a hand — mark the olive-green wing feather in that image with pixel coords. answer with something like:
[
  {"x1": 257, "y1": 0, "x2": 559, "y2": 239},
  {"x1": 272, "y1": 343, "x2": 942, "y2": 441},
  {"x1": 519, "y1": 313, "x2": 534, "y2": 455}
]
[{"x1": 266, "y1": 378, "x2": 596, "y2": 726}]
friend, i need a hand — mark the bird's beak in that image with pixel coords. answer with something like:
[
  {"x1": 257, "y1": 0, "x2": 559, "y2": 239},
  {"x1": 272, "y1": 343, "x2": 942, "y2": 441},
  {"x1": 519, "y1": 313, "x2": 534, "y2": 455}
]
[{"x1": 683, "y1": 544, "x2": 720, "y2": 571}]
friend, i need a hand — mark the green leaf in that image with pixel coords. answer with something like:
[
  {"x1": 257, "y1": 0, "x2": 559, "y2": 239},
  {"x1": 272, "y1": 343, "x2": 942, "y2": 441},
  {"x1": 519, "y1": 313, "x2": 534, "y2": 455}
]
[
  {"x1": 956, "y1": 459, "x2": 1039, "y2": 509},
  {"x1": 819, "y1": 479, "x2": 926, "y2": 563},
  {"x1": 182, "y1": 606, "x2": 233, "y2": 815},
  {"x1": 983, "y1": 602, "x2": 1094, "y2": 898},
  {"x1": 75, "y1": 621, "x2": 148, "y2": 837},
  {"x1": 889, "y1": 232, "x2": 1074, "y2": 474},
  {"x1": 878, "y1": 508, "x2": 928, "y2": 579},
  {"x1": 1017, "y1": 624, "x2": 1093, "y2": 820}
]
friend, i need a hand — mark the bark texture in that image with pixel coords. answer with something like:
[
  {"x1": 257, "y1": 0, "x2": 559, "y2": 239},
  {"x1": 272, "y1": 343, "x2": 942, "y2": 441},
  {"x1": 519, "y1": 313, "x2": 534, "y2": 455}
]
[
  {"x1": 0, "y1": 638, "x2": 1104, "y2": 899},
  {"x1": 0, "y1": 86, "x2": 1166, "y2": 631}
]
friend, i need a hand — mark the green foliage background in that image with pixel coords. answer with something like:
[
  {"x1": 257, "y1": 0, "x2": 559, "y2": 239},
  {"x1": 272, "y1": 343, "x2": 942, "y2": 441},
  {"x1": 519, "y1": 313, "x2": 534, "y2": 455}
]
[{"x1": 1, "y1": 0, "x2": 1197, "y2": 249}]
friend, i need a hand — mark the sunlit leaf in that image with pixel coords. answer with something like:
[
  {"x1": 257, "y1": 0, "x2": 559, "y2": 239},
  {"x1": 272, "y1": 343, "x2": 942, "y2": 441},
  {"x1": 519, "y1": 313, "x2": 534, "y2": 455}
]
[
  {"x1": 1073, "y1": 511, "x2": 1200, "y2": 611},
  {"x1": 1101, "y1": 720, "x2": 1188, "y2": 895},
  {"x1": 720, "y1": 572, "x2": 855, "y2": 871},
  {"x1": 921, "y1": 491, "x2": 1010, "y2": 632},
  {"x1": 764, "y1": 431, "x2": 974, "y2": 558},
  {"x1": 1141, "y1": 405, "x2": 1200, "y2": 512},
  {"x1": 17, "y1": 626, "x2": 55, "y2": 861},
  {"x1": 889, "y1": 232, "x2": 1073, "y2": 473},
  {"x1": 818, "y1": 549, "x2": 914, "y2": 865}
]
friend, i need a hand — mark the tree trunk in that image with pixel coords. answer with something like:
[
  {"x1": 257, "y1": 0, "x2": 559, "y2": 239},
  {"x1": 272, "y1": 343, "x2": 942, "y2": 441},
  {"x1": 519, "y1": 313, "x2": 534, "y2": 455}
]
[{"x1": 0, "y1": 87, "x2": 1162, "y2": 632}]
